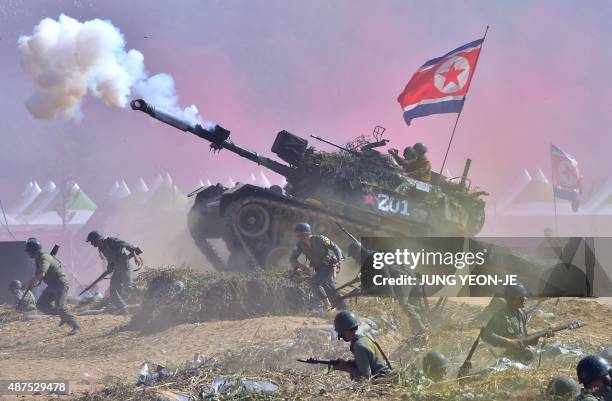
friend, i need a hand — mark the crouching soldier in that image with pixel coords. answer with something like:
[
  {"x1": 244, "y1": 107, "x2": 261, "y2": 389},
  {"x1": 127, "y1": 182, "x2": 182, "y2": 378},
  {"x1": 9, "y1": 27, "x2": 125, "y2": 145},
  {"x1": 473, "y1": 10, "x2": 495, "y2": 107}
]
[
  {"x1": 289, "y1": 223, "x2": 347, "y2": 310},
  {"x1": 86, "y1": 231, "x2": 143, "y2": 315},
  {"x1": 9, "y1": 280, "x2": 36, "y2": 312},
  {"x1": 481, "y1": 282, "x2": 553, "y2": 364},
  {"x1": 332, "y1": 310, "x2": 392, "y2": 380},
  {"x1": 22, "y1": 238, "x2": 81, "y2": 335},
  {"x1": 422, "y1": 351, "x2": 450, "y2": 383}
]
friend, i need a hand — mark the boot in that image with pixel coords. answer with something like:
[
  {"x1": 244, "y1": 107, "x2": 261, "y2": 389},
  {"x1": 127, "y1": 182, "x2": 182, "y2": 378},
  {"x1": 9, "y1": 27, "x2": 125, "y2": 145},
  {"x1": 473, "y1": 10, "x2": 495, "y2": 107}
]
[{"x1": 67, "y1": 322, "x2": 82, "y2": 336}]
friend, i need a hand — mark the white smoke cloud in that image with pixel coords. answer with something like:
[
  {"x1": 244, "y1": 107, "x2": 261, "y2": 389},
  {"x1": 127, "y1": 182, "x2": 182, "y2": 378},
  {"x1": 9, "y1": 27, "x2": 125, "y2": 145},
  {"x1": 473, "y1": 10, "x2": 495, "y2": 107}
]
[{"x1": 19, "y1": 14, "x2": 201, "y2": 123}]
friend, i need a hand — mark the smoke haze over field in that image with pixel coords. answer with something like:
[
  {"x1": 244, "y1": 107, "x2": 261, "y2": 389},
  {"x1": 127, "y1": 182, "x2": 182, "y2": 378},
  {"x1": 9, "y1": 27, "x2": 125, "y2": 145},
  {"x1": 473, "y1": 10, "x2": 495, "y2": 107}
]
[{"x1": 1, "y1": 0, "x2": 612, "y2": 206}]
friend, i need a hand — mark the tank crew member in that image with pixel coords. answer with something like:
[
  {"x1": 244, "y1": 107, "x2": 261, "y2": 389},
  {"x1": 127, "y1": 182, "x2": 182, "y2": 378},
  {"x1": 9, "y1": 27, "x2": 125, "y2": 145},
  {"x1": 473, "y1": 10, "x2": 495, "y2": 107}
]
[
  {"x1": 545, "y1": 376, "x2": 580, "y2": 400},
  {"x1": 481, "y1": 282, "x2": 553, "y2": 364},
  {"x1": 388, "y1": 146, "x2": 417, "y2": 170},
  {"x1": 22, "y1": 238, "x2": 81, "y2": 335},
  {"x1": 290, "y1": 223, "x2": 347, "y2": 310},
  {"x1": 332, "y1": 310, "x2": 391, "y2": 380},
  {"x1": 347, "y1": 242, "x2": 427, "y2": 338},
  {"x1": 422, "y1": 351, "x2": 450, "y2": 382},
  {"x1": 575, "y1": 355, "x2": 612, "y2": 401},
  {"x1": 9, "y1": 280, "x2": 36, "y2": 312},
  {"x1": 405, "y1": 142, "x2": 432, "y2": 182},
  {"x1": 86, "y1": 231, "x2": 143, "y2": 315}
]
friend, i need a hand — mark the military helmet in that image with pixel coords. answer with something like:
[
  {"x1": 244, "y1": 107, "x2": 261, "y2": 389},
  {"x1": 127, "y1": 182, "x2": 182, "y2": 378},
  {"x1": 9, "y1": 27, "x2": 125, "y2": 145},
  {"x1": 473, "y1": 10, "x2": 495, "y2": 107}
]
[
  {"x1": 9, "y1": 280, "x2": 22, "y2": 290},
  {"x1": 25, "y1": 238, "x2": 42, "y2": 253},
  {"x1": 503, "y1": 282, "x2": 528, "y2": 300},
  {"x1": 545, "y1": 375, "x2": 579, "y2": 399},
  {"x1": 294, "y1": 222, "x2": 312, "y2": 234},
  {"x1": 347, "y1": 242, "x2": 362, "y2": 257},
  {"x1": 86, "y1": 230, "x2": 104, "y2": 243},
  {"x1": 403, "y1": 146, "x2": 416, "y2": 159},
  {"x1": 600, "y1": 347, "x2": 612, "y2": 363},
  {"x1": 576, "y1": 355, "x2": 611, "y2": 384},
  {"x1": 334, "y1": 310, "x2": 359, "y2": 333},
  {"x1": 422, "y1": 351, "x2": 450, "y2": 376},
  {"x1": 413, "y1": 142, "x2": 428, "y2": 155}
]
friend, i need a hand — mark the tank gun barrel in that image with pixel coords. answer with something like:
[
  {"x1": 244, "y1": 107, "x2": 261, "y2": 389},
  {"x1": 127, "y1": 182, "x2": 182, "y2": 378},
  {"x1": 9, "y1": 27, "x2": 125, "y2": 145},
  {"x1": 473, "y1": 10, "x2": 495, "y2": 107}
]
[
  {"x1": 131, "y1": 99, "x2": 295, "y2": 177},
  {"x1": 310, "y1": 135, "x2": 358, "y2": 155}
]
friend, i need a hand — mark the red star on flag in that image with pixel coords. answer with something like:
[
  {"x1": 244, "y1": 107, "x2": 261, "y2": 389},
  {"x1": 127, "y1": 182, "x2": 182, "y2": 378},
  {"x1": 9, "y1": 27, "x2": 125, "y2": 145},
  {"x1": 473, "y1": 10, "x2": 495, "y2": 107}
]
[{"x1": 440, "y1": 63, "x2": 464, "y2": 89}]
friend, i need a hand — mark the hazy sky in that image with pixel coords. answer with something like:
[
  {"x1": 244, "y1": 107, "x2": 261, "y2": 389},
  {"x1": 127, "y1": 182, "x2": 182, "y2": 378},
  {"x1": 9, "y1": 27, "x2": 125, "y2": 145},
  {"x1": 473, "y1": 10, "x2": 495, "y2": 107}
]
[{"x1": 1, "y1": 0, "x2": 611, "y2": 206}]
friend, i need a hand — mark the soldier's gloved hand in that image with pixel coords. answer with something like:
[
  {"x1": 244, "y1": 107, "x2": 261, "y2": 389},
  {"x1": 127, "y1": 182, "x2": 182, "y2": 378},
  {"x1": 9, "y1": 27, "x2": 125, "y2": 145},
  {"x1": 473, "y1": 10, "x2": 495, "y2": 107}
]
[{"x1": 388, "y1": 148, "x2": 399, "y2": 155}]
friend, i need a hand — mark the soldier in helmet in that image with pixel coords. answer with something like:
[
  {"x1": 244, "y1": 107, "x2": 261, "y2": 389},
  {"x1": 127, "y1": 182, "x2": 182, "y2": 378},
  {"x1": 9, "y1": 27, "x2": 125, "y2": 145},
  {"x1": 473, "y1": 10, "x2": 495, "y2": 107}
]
[
  {"x1": 346, "y1": 242, "x2": 427, "y2": 339},
  {"x1": 21, "y1": 238, "x2": 81, "y2": 335},
  {"x1": 331, "y1": 310, "x2": 391, "y2": 380},
  {"x1": 86, "y1": 231, "x2": 143, "y2": 315},
  {"x1": 9, "y1": 280, "x2": 36, "y2": 312},
  {"x1": 546, "y1": 376, "x2": 580, "y2": 400},
  {"x1": 388, "y1": 146, "x2": 417, "y2": 170},
  {"x1": 575, "y1": 355, "x2": 612, "y2": 401},
  {"x1": 422, "y1": 351, "x2": 450, "y2": 382},
  {"x1": 481, "y1": 282, "x2": 553, "y2": 364},
  {"x1": 289, "y1": 223, "x2": 347, "y2": 310},
  {"x1": 404, "y1": 142, "x2": 432, "y2": 182}
]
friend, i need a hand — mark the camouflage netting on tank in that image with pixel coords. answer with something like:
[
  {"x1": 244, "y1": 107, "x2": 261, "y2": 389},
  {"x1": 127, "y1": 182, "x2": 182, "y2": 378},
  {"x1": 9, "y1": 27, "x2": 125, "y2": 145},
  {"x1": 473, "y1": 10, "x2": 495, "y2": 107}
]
[
  {"x1": 125, "y1": 267, "x2": 316, "y2": 332},
  {"x1": 300, "y1": 136, "x2": 403, "y2": 190}
]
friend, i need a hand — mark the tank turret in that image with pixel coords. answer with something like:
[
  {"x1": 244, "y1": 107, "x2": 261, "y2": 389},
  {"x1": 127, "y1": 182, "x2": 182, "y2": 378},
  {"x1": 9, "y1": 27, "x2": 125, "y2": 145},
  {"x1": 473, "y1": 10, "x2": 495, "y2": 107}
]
[{"x1": 131, "y1": 99, "x2": 487, "y2": 271}]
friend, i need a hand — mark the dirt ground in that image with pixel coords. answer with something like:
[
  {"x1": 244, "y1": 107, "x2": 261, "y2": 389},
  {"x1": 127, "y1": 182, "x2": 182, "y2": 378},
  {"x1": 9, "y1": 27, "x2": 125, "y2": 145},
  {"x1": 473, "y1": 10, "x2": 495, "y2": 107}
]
[{"x1": 0, "y1": 297, "x2": 610, "y2": 400}]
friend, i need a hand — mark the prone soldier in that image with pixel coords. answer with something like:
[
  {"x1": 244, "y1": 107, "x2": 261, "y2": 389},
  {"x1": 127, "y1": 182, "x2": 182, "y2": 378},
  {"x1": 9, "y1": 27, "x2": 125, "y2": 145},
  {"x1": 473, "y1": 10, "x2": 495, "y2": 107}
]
[
  {"x1": 422, "y1": 351, "x2": 450, "y2": 382},
  {"x1": 21, "y1": 238, "x2": 81, "y2": 335},
  {"x1": 332, "y1": 310, "x2": 391, "y2": 380},
  {"x1": 86, "y1": 231, "x2": 143, "y2": 315},
  {"x1": 481, "y1": 283, "x2": 553, "y2": 364},
  {"x1": 289, "y1": 223, "x2": 347, "y2": 310},
  {"x1": 9, "y1": 280, "x2": 36, "y2": 312}
]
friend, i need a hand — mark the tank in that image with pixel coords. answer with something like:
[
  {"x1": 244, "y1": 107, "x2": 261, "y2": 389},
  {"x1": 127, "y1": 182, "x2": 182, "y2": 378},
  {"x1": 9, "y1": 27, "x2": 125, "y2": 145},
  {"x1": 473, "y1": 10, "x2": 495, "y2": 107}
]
[{"x1": 130, "y1": 99, "x2": 487, "y2": 271}]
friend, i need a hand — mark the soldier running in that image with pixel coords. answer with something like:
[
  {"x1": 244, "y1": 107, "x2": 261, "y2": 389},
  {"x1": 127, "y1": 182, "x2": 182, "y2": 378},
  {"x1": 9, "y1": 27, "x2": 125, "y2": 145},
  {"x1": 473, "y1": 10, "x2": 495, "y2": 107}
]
[
  {"x1": 21, "y1": 238, "x2": 81, "y2": 335},
  {"x1": 289, "y1": 223, "x2": 347, "y2": 310},
  {"x1": 9, "y1": 280, "x2": 36, "y2": 312},
  {"x1": 86, "y1": 231, "x2": 143, "y2": 315},
  {"x1": 481, "y1": 282, "x2": 553, "y2": 364},
  {"x1": 332, "y1": 310, "x2": 391, "y2": 380}
]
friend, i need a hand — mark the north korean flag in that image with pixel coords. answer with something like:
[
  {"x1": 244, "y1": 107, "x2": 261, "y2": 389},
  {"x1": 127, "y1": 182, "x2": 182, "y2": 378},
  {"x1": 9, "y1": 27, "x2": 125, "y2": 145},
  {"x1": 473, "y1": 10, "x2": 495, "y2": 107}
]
[
  {"x1": 550, "y1": 144, "x2": 582, "y2": 211},
  {"x1": 398, "y1": 38, "x2": 483, "y2": 125}
]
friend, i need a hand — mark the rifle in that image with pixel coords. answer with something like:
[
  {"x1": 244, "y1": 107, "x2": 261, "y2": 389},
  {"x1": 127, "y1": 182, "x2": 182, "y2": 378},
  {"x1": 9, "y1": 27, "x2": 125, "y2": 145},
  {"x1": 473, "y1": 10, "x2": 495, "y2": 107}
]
[
  {"x1": 457, "y1": 328, "x2": 483, "y2": 378},
  {"x1": 517, "y1": 321, "x2": 586, "y2": 346},
  {"x1": 19, "y1": 244, "x2": 60, "y2": 306},
  {"x1": 79, "y1": 247, "x2": 143, "y2": 296},
  {"x1": 335, "y1": 222, "x2": 359, "y2": 244},
  {"x1": 297, "y1": 358, "x2": 340, "y2": 366}
]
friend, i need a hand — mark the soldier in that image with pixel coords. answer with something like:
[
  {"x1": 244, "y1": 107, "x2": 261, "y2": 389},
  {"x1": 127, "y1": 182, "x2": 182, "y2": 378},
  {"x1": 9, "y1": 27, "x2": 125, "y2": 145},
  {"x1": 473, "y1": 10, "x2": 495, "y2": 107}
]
[
  {"x1": 388, "y1": 146, "x2": 416, "y2": 170},
  {"x1": 575, "y1": 355, "x2": 612, "y2": 401},
  {"x1": 21, "y1": 238, "x2": 81, "y2": 335},
  {"x1": 481, "y1": 283, "x2": 553, "y2": 364},
  {"x1": 332, "y1": 310, "x2": 391, "y2": 380},
  {"x1": 86, "y1": 231, "x2": 143, "y2": 315},
  {"x1": 289, "y1": 223, "x2": 347, "y2": 310},
  {"x1": 546, "y1": 375, "x2": 580, "y2": 400},
  {"x1": 422, "y1": 351, "x2": 450, "y2": 382},
  {"x1": 405, "y1": 142, "x2": 432, "y2": 182},
  {"x1": 9, "y1": 280, "x2": 36, "y2": 312},
  {"x1": 347, "y1": 242, "x2": 427, "y2": 338}
]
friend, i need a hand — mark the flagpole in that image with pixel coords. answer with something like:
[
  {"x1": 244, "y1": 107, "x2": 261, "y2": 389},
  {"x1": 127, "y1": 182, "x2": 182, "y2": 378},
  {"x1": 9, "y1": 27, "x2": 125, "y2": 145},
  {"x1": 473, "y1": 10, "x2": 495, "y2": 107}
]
[
  {"x1": 439, "y1": 26, "x2": 489, "y2": 176},
  {"x1": 550, "y1": 144, "x2": 559, "y2": 234}
]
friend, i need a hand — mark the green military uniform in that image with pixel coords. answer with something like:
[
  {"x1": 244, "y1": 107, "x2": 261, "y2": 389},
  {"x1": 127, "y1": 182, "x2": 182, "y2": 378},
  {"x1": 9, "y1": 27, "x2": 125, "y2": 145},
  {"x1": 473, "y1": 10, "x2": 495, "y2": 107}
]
[
  {"x1": 290, "y1": 234, "x2": 346, "y2": 309},
  {"x1": 98, "y1": 237, "x2": 139, "y2": 313},
  {"x1": 12, "y1": 289, "x2": 36, "y2": 312},
  {"x1": 35, "y1": 253, "x2": 79, "y2": 329},
  {"x1": 348, "y1": 334, "x2": 391, "y2": 380},
  {"x1": 481, "y1": 306, "x2": 536, "y2": 364},
  {"x1": 405, "y1": 154, "x2": 432, "y2": 182},
  {"x1": 575, "y1": 390, "x2": 604, "y2": 401}
]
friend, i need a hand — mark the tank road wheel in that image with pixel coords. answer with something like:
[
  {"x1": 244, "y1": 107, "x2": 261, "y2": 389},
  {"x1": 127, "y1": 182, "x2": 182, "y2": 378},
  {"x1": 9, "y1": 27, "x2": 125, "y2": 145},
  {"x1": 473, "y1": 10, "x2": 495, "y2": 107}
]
[
  {"x1": 264, "y1": 246, "x2": 293, "y2": 271},
  {"x1": 236, "y1": 203, "x2": 271, "y2": 239}
]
